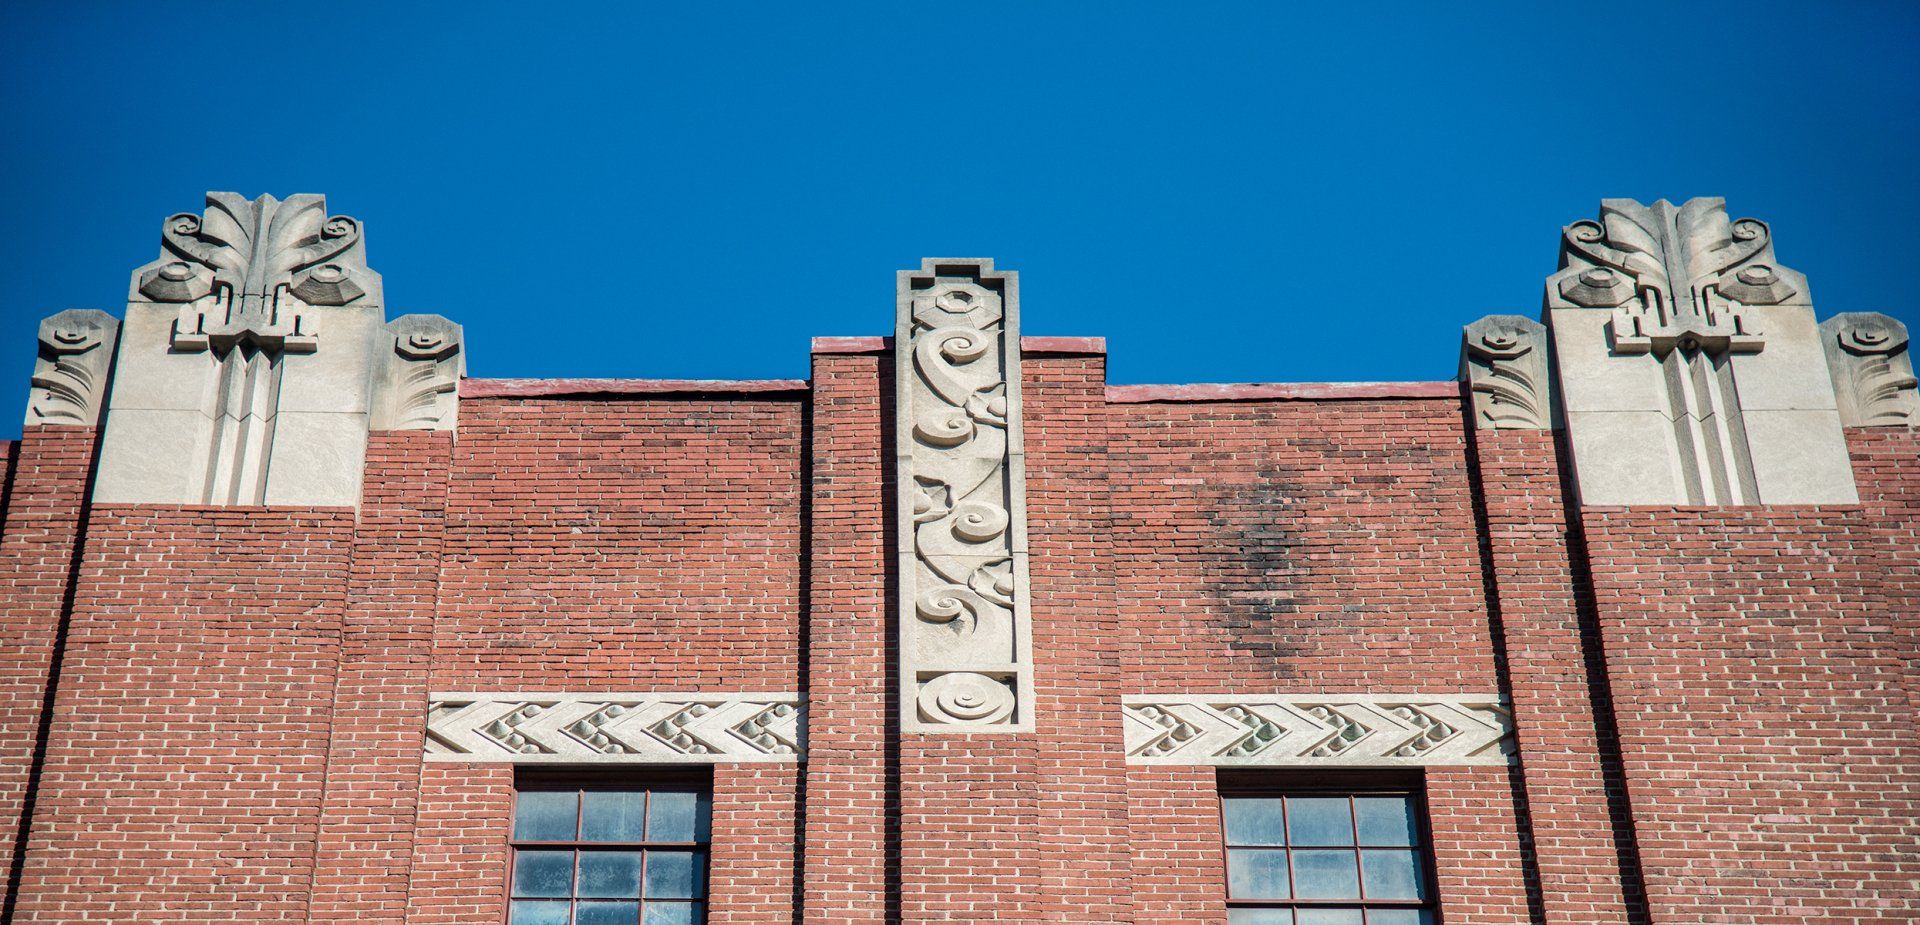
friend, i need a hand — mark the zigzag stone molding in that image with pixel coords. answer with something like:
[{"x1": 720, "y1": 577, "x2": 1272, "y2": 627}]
[
  {"x1": 424, "y1": 693, "x2": 804, "y2": 763},
  {"x1": 1121, "y1": 694, "x2": 1515, "y2": 767}
]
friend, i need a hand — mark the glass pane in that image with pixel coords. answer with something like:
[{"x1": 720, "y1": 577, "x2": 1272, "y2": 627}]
[
  {"x1": 515, "y1": 791, "x2": 579, "y2": 841},
  {"x1": 647, "y1": 791, "x2": 710, "y2": 842},
  {"x1": 1354, "y1": 796, "x2": 1419, "y2": 846},
  {"x1": 509, "y1": 900, "x2": 572, "y2": 925},
  {"x1": 1291, "y1": 849, "x2": 1361, "y2": 899},
  {"x1": 1227, "y1": 909, "x2": 1294, "y2": 925},
  {"x1": 644, "y1": 901, "x2": 703, "y2": 925},
  {"x1": 582, "y1": 791, "x2": 648, "y2": 842},
  {"x1": 1364, "y1": 911, "x2": 1434, "y2": 925},
  {"x1": 1286, "y1": 797, "x2": 1355, "y2": 846},
  {"x1": 1225, "y1": 848, "x2": 1291, "y2": 899},
  {"x1": 1360, "y1": 849, "x2": 1427, "y2": 900},
  {"x1": 1295, "y1": 910, "x2": 1364, "y2": 925},
  {"x1": 644, "y1": 851, "x2": 705, "y2": 898},
  {"x1": 512, "y1": 850, "x2": 575, "y2": 898},
  {"x1": 578, "y1": 851, "x2": 643, "y2": 898},
  {"x1": 1222, "y1": 797, "x2": 1288, "y2": 846},
  {"x1": 577, "y1": 901, "x2": 641, "y2": 925}
]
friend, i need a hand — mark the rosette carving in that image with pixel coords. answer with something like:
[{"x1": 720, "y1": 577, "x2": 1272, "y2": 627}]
[
  {"x1": 896, "y1": 259, "x2": 1033, "y2": 731},
  {"x1": 1547, "y1": 198, "x2": 1796, "y2": 356}
]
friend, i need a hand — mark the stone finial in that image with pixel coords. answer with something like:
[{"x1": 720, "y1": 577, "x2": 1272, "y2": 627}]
[
  {"x1": 1821, "y1": 312, "x2": 1918, "y2": 427},
  {"x1": 1544, "y1": 197, "x2": 1855, "y2": 505},
  {"x1": 1461, "y1": 315, "x2": 1550, "y2": 430},
  {"x1": 26, "y1": 309, "x2": 120, "y2": 426},
  {"x1": 371, "y1": 314, "x2": 465, "y2": 431},
  {"x1": 1547, "y1": 198, "x2": 1799, "y2": 356},
  {"x1": 895, "y1": 258, "x2": 1034, "y2": 732},
  {"x1": 130, "y1": 192, "x2": 382, "y2": 353}
]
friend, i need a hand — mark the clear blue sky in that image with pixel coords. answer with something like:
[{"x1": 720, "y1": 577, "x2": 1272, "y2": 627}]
[{"x1": 4, "y1": 2, "x2": 1916, "y2": 438}]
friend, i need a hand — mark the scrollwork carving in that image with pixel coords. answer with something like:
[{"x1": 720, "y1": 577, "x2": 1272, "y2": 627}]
[
  {"x1": 1821, "y1": 312, "x2": 1918, "y2": 427},
  {"x1": 1122, "y1": 694, "x2": 1515, "y2": 767},
  {"x1": 26, "y1": 309, "x2": 120, "y2": 426},
  {"x1": 1461, "y1": 314, "x2": 1550, "y2": 429},
  {"x1": 896, "y1": 259, "x2": 1033, "y2": 731},
  {"x1": 425, "y1": 692, "x2": 805, "y2": 763},
  {"x1": 371, "y1": 314, "x2": 465, "y2": 431}
]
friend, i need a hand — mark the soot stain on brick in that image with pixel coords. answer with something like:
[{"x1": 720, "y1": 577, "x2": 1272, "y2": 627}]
[{"x1": 1204, "y1": 459, "x2": 1309, "y2": 666}]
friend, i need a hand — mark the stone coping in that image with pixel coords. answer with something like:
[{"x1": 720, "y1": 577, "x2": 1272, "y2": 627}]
[
  {"x1": 1106, "y1": 381, "x2": 1461, "y2": 403},
  {"x1": 811, "y1": 335, "x2": 1107, "y2": 354},
  {"x1": 462, "y1": 377, "x2": 809, "y2": 397}
]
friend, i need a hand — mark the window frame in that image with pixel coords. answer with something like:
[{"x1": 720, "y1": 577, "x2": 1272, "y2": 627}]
[
  {"x1": 504, "y1": 769, "x2": 713, "y2": 925},
  {"x1": 1217, "y1": 776, "x2": 1442, "y2": 924}
]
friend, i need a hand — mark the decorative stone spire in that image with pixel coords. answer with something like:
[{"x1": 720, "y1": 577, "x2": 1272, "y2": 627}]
[
  {"x1": 1543, "y1": 197, "x2": 1855, "y2": 505},
  {"x1": 895, "y1": 259, "x2": 1034, "y2": 731},
  {"x1": 92, "y1": 191, "x2": 453, "y2": 507}
]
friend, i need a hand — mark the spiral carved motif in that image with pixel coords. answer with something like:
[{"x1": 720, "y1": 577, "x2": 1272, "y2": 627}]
[{"x1": 917, "y1": 672, "x2": 1016, "y2": 725}]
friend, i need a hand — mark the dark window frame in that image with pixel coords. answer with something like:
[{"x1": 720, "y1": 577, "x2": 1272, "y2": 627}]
[
  {"x1": 1217, "y1": 775, "x2": 1442, "y2": 924},
  {"x1": 504, "y1": 768, "x2": 713, "y2": 925}
]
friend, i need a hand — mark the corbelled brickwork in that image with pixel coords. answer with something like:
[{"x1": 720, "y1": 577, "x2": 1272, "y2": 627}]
[{"x1": 0, "y1": 193, "x2": 1915, "y2": 923}]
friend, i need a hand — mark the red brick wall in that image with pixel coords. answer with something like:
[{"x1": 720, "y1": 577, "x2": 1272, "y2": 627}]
[
  {"x1": 0, "y1": 428, "x2": 95, "y2": 914},
  {"x1": 431, "y1": 395, "x2": 805, "y2": 692},
  {"x1": 1582, "y1": 493, "x2": 1920, "y2": 923},
  {"x1": 13, "y1": 506, "x2": 354, "y2": 923}
]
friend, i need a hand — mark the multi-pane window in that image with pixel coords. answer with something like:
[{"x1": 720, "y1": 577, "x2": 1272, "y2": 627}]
[
  {"x1": 509, "y1": 784, "x2": 711, "y2": 925},
  {"x1": 1221, "y1": 789, "x2": 1436, "y2": 925}
]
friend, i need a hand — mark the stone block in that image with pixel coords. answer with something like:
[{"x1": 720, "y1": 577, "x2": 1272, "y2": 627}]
[
  {"x1": 93, "y1": 408, "x2": 214, "y2": 504},
  {"x1": 275, "y1": 306, "x2": 384, "y2": 413},
  {"x1": 263, "y1": 411, "x2": 368, "y2": 506},
  {"x1": 1743, "y1": 409, "x2": 1859, "y2": 504},
  {"x1": 1564, "y1": 411, "x2": 1689, "y2": 504},
  {"x1": 106, "y1": 304, "x2": 220, "y2": 411},
  {"x1": 1726, "y1": 306, "x2": 1840, "y2": 411},
  {"x1": 1548, "y1": 309, "x2": 1671, "y2": 413}
]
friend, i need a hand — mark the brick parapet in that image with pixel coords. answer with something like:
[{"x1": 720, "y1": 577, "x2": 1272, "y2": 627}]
[{"x1": 0, "y1": 427, "x2": 96, "y2": 915}]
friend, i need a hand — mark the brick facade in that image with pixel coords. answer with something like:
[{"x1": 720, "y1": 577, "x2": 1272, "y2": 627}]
[{"x1": 2, "y1": 194, "x2": 1916, "y2": 924}]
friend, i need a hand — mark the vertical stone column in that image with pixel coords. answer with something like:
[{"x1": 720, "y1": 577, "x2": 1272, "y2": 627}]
[
  {"x1": 800, "y1": 338, "x2": 893, "y2": 924},
  {"x1": 0, "y1": 311, "x2": 118, "y2": 912}
]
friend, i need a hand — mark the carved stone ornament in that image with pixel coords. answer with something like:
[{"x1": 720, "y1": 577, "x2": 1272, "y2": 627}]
[
  {"x1": 1461, "y1": 315, "x2": 1550, "y2": 429},
  {"x1": 1547, "y1": 198, "x2": 1801, "y2": 356},
  {"x1": 1122, "y1": 695, "x2": 1515, "y2": 767},
  {"x1": 424, "y1": 693, "x2": 804, "y2": 763},
  {"x1": 371, "y1": 314, "x2": 465, "y2": 431},
  {"x1": 896, "y1": 259, "x2": 1034, "y2": 732},
  {"x1": 132, "y1": 192, "x2": 381, "y2": 353},
  {"x1": 1821, "y1": 312, "x2": 1918, "y2": 427},
  {"x1": 25, "y1": 309, "x2": 120, "y2": 426}
]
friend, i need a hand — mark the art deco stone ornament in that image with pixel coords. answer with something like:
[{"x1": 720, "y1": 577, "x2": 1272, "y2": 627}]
[
  {"x1": 25, "y1": 309, "x2": 120, "y2": 426},
  {"x1": 1543, "y1": 197, "x2": 1856, "y2": 505},
  {"x1": 1121, "y1": 695, "x2": 1515, "y2": 767},
  {"x1": 425, "y1": 693, "x2": 805, "y2": 763},
  {"x1": 94, "y1": 191, "x2": 398, "y2": 506},
  {"x1": 1461, "y1": 315, "x2": 1550, "y2": 429},
  {"x1": 371, "y1": 314, "x2": 465, "y2": 431},
  {"x1": 895, "y1": 259, "x2": 1034, "y2": 731},
  {"x1": 1820, "y1": 313, "x2": 1918, "y2": 427}
]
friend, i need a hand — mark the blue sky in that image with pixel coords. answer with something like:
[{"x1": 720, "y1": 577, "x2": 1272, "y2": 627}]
[{"x1": 3, "y1": 2, "x2": 1916, "y2": 438}]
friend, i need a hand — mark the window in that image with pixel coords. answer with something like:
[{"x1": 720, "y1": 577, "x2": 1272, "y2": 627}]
[
  {"x1": 509, "y1": 782, "x2": 712, "y2": 925},
  {"x1": 1221, "y1": 787, "x2": 1437, "y2": 925}
]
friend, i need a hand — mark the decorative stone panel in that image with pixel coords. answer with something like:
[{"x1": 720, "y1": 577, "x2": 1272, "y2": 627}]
[
  {"x1": 1121, "y1": 695, "x2": 1515, "y2": 767},
  {"x1": 1544, "y1": 197, "x2": 1855, "y2": 505},
  {"x1": 424, "y1": 693, "x2": 805, "y2": 763},
  {"x1": 371, "y1": 314, "x2": 465, "y2": 431},
  {"x1": 25, "y1": 309, "x2": 120, "y2": 426},
  {"x1": 895, "y1": 259, "x2": 1035, "y2": 732},
  {"x1": 1461, "y1": 315, "x2": 1551, "y2": 429},
  {"x1": 1820, "y1": 312, "x2": 1917, "y2": 427}
]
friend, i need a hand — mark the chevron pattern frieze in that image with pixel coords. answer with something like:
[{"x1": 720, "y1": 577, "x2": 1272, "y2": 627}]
[
  {"x1": 1121, "y1": 694, "x2": 1515, "y2": 767},
  {"x1": 425, "y1": 693, "x2": 805, "y2": 763}
]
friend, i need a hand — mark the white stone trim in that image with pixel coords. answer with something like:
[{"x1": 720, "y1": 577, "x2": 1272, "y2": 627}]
[
  {"x1": 1121, "y1": 694, "x2": 1515, "y2": 767},
  {"x1": 424, "y1": 692, "x2": 804, "y2": 763}
]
